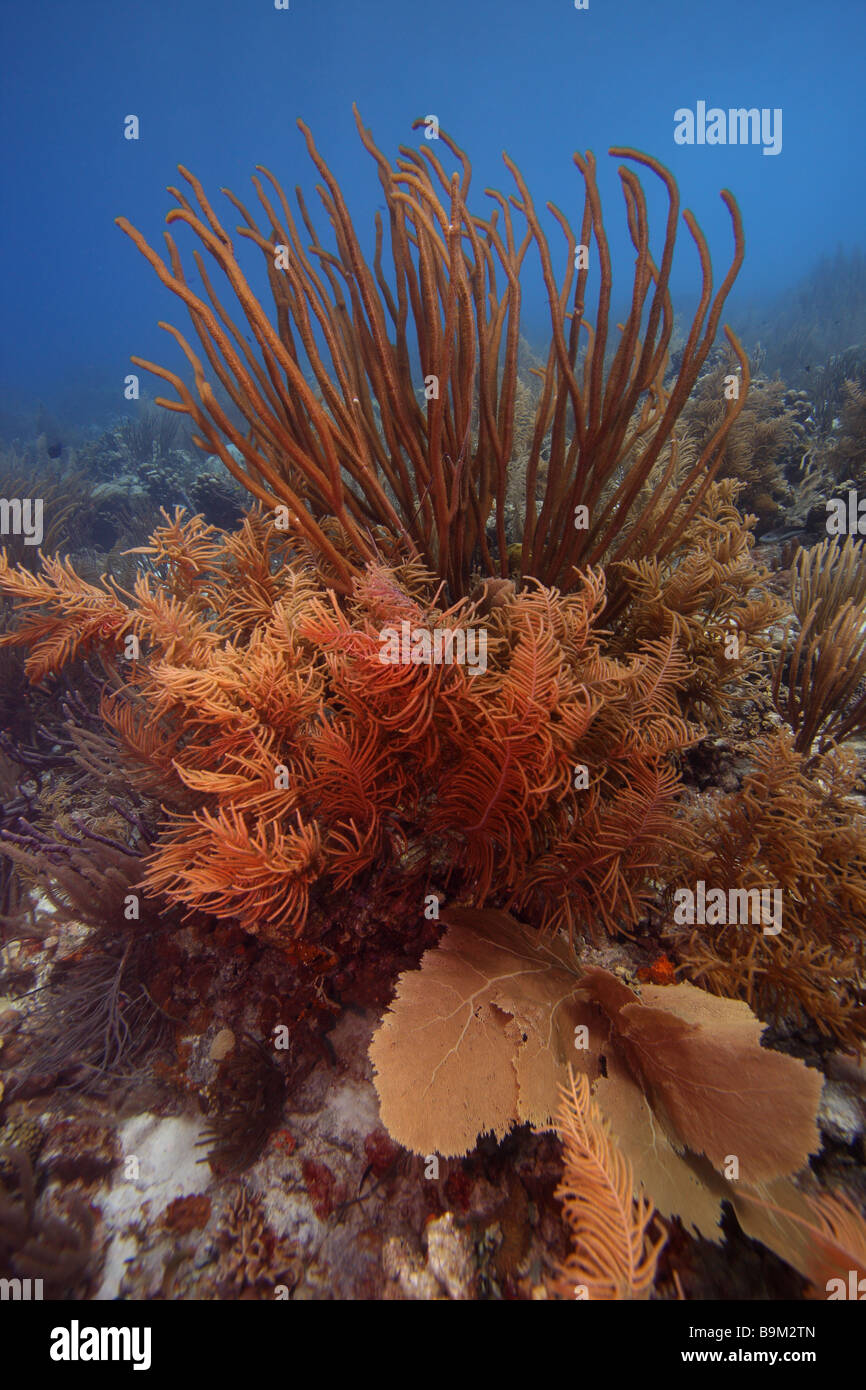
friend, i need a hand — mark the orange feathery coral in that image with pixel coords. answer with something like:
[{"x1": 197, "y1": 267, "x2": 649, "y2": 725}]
[
  {"x1": 551, "y1": 1068, "x2": 666, "y2": 1300},
  {"x1": 0, "y1": 552, "x2": 132, "y2": 681},
  {"x1": 0, "y1": 509, "x2": 697, "y2": 948}
]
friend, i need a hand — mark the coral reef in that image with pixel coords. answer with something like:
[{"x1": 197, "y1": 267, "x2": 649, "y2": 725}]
[
  {"x1": 823, "y1": 377, "x2": 866, "y2": 491},
  {"x1": 199, "y1": 1035, "x2": 286, "y2": 1175},
  {"x1": 1, "y1": 114, "x2": 864, "y2": 1305},
  {"x1": 212, "y1": 1187, "x2": 300, "y2": 1298},
  {"x1": 0, "y1": 1144, "x2": 96, "y2": 1296},
  {"x1": 679, "y1": 353, "x2": 805, "y2": 531}
]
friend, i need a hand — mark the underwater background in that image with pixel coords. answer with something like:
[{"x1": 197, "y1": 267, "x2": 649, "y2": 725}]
[
  {"x1": 2, "y1": 0, "x2": 866, "y2": 433},
  {"x1": 1, "y1": 0, "x2": 866, "y2": 1319}
]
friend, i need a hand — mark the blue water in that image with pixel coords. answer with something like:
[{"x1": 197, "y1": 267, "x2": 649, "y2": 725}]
[{"x1": 1, "y1": 0, "x2": 864, "y2": 434}]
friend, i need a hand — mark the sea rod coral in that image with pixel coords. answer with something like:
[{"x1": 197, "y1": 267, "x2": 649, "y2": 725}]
[{"x1": 114, "y1": 108, "x2": 748, "y2": 601}]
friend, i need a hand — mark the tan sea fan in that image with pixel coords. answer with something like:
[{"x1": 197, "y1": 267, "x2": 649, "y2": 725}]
[{"x1": 734, "y1": 1186, "x2": 866, "y2": 1298}]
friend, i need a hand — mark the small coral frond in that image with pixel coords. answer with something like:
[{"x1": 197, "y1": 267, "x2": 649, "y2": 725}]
[
  {"x1": 773, "y1": 597, "x2": 866, "y2": 754},
  {"x1": 126, "y1": 506, "x2": 224, "y2": 587},
  {"x1": 551, "y1": 1067, "x2": 665, "y2": 1300},
  {"x1": 132, "y1": 572, "x2": 220, "y2": 665},
  {"x1": 144, "y1": 806, "x2": 321, "y2": 939},
  {"x1": 0, "y1": 551, "x2": 131, "y2": 679},
  {"x1": 791, "y1": 534, "x2": 866, "y2": 631}
]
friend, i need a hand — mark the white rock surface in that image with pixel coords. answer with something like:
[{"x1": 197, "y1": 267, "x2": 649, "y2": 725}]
[{"x1": 95, "y1": 1113, "x2": 209, "y2": 1299}]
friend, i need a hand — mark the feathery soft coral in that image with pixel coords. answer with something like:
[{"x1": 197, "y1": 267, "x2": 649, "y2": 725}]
[
  {"x1": 551, "y1": 1068, "x2": 666, "y2": 1300},
  {"x1": 0, "y1": 510, "x2": 697, "y2": 949},
  {"x1": 0, "y1": 552, "x2": 131, "y2": 681}
]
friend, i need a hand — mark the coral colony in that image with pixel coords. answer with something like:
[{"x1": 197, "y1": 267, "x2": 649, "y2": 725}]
[{"x1": 0, "y1": 108, "x2": 864, "y2": 1303}]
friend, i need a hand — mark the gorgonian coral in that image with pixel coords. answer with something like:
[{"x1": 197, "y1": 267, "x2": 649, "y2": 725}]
[
  {"x1": 668, "y1": 729, "x2": 866, "y2": 1049},
  {"x1": 115, "y1": 110, "x2": 747, "y2": 599},
  {"x1": 773, "y1": 536, "x2": 866, "y2": 754},
  {"x1": 1, "y1": 507, "x2": 697, "y2": 948},
  {"x1": 612, "y1": 478, "x2": 782, "y2": 725},
  {"x1": 678, "y1": 353, "x2": 803, "y2": 531}
]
